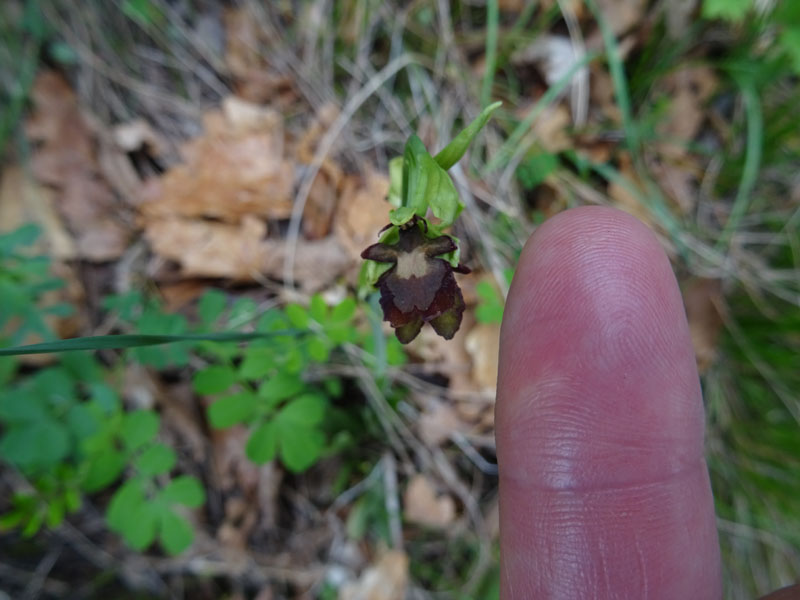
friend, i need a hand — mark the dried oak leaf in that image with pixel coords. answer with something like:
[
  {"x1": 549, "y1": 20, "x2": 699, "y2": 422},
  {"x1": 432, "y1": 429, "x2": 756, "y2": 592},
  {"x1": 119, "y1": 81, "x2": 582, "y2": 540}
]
[
  {"x1": 139, "y1": 97, "x2": 294, "y2": 223},
  {"x1": 361, "y1": 222, "x2": 467, "y2": 343},
  {"x1": 25, "y1": 71, "x2": 129, "y2": 261}
]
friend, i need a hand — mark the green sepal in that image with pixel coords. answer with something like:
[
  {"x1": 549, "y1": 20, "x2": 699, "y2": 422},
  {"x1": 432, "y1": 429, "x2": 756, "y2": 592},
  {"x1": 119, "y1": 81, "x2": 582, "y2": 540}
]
[
  {"x1": 434, "y1": 101, "x2": 502, "y2": 170},
  {"x1": 387, "y1": 157, "x2": 404, "y2": 207},
  {"x1": 389, "y1": 206, "x2": 417, "y2": 226},
  {"x1": 403, "y1": 135, "x2": 461, "y2": 226}
]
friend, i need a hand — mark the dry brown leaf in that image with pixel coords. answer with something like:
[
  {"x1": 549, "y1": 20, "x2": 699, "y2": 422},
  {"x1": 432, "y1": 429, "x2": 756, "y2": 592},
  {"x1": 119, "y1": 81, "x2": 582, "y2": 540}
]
[
  {"x1": 608, "y1": 154, "x2": 656, "y2": 230},
  {"x1": 145, "y1": 215, "x2": 350, "y2": 288},
  {"x1": 646, "y1": 66, "x2": 717, "y2": 215},
  {"x1": 657, "y1": 66, "x2": 717, "y2": 150},
  {"x1": 589, "y1": 65, "x2": 622, "y2": 124},
  {"x1": 223, "y1": 7, "x2": 298, "y2": 105},
  {"x1": 531, "y1": 105, "x2": 572, "y2": 153},
  {"x1": 0, "y1": 166, "x2": 85, "y2": 356},
  {"x1": 683, "y1": 278, "x2": 724, "y2": 374},
  {"x1": 0, "y1": 166, "x2": 76, "y2": 260},
  {"x1": 663, "y1": 0, "x2": 699, "y2": 38},
  {"x1": 25, "y1": 71, "x2": 130, "y2": 261},
  {"x1": 418, "y1": 402, "x2": 464, "y2": 447},
  {"x1": 303, "y1": 161, "x2": 343, "y2": 240},
  {"x1": 649, "y1": 157, "x2": 699, "y2": 215},
  {"x1": 596, "y1": 0, "x2": 646, "y2": 36},
  {"x1": 339, "y1": 551, "x2": 409, "y2": 600},
  {"x1": 217, "y1": 496, "x2": 258, "y2": 551},
  {"x1": 465, "y1": 322, "x2": 501, "y2": 394},
  {"x1": 403, "y1": 474, "x2": 456, "y2": 529},
  {"x1": 113, "y1": 119, "x2": 169, "y2": 155},
  {"x1": 296, "y1": 103, "x2": 340, "y2": 164},
  {"x1": 145, "y1": 215, "x2": 267, "y2": 279},
  {"x1": 539, "y1": 0, "x2": 584, "y2": 16},
  {"x1": 335, "y1": 172, "x2": 391, "y2": 259},
  {"x1": 409, "y1": 314, "x2": 474, "y2": 394},
  {"x1": 139, "y1": 97, "x2": 294, "y2": 223}
]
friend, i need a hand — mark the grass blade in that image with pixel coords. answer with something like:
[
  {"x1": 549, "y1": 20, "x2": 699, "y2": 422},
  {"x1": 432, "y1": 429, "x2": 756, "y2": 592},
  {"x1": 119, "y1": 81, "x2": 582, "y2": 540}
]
[
  {"x1": 0, "y1": 332, "x2": 300, "y2": 356},
  {"x1": 480, "y1": 0, "x2": 500, "y2": 108}
]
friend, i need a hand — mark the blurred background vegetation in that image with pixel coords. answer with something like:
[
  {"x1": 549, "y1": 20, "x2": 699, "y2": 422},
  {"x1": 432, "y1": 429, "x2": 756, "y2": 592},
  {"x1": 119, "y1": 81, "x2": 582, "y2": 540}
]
[{"x1": 0, "y1": 0, "x2": 798, "y2": 598}]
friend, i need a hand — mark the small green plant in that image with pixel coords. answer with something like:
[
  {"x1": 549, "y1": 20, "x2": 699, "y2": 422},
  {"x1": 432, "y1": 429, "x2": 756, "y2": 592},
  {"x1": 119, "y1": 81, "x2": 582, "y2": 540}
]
[
  {"x1": 474, "y1": 269, "x2": 514, "y2": 325},
  {"x1": 0, "y1": 226, "x2": 204, "y2": 555},
  {"x1": 198, "y1": 293, "x2": 406, "y2": 473},
  {"x1": 703, "y1": 0, "x2": 800, "y2": 73}
]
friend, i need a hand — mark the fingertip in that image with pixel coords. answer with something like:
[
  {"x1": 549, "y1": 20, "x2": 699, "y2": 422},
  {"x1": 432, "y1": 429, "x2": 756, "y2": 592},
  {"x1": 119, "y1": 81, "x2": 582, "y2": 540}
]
[{"x1": 496, "y1": 206, "x2": 721, "y2": 598}]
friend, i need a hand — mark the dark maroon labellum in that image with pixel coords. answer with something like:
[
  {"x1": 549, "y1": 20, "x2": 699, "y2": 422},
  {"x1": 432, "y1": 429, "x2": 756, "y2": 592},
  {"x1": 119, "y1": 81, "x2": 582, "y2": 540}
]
[{"x1": 361, "y1": 220, "x2": 469, "y2": 343}]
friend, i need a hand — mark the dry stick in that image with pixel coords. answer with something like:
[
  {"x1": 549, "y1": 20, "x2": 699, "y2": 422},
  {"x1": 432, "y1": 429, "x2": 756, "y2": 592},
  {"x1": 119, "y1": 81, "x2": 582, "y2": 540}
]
[
  {"x1": 282, "y1": 52, "x2": 417, "y2": 289},
  {"x1": 557, "y1": 0, "x2": 590, "y2": 127},
  {"x1": 152, "y1": 554, "x2": 324, "y2": 588},
  {"x1": 21, "y1": 544, "x2": 63, "y2": 600},
  {"x1": 382, "y1": 452, "x2": 404, "y2": 550},
  {"x1": 0, "y1": 562, "x2": 68, "y2": 598}
]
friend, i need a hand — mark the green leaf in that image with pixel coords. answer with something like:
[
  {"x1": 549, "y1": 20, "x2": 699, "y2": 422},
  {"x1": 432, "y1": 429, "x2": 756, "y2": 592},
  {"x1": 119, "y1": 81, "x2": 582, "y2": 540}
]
[
  {"x1": 160, "y1": 476, "x2": 205, "y2": 508},
  {"x1": 309, "y1": 294, "x2": 327, "y2": 322},
  {"x1": 475, "y1": 280, "x2": 505, "y2": 324},
  {"x1": 83, "y1": 450, "x2": 126, "y2": 492},
  {"x1": 121, "y1": 0, "x2": 164, "y2": 27},
  {"x1": 330, "y1": 298, "x2": 357, "y2": 323},
  {"x1": 107, "y1": 478, "x2": 146, "y2": 533},
  {"x1": 135, "y1": 443, "x2": 176, "y2": 476},
  {"x1": 0, "y1": 390, "x2": 47, "y2": 423},
  {"x1": 120, "y1": 410, "x2": 160, "y2": 451},
  {"x1": 46, "y1": 497, "x2": 65, "y2": 528},
  {"x1": 285, "y1": 304, "x2": 310, "y2": 329},
  {"x1": 702, "y1": 0, "x2": 751, "y2": 21},
  {"x1": 198, "y1": 289, "x2": 227, "y2": 326},
  {"x1": 64, "y1": 487, "x2": 82, "y2": 512},
  {"x1": 21, "y1": 511, "x2": 44, "y2": 538},
  {"x1": 258, "y1": 372, "x2": 305, "y2": 405},
  {"x1": 780, "y1": 28, "x2": 800, "y2": 74},
  {"x1": 246, "y1": 421, "x2": 279, "y2": 464},
  {"x1": 0, "y1": 509, "x2": 25, "y2": 531},
  {"x1": 208, "y1": 391, "x2": 258, "y2": 428},
  {"x1": 434, "y1": 101, "x2": 502, "y2": 170},
  {"x1": 89, "y1": 382, "x2": 120, "y2": 414},
  {"x1": 516, "y1": 153, "x2": 559, "y2": 190},
  {"x1": 402, "y1": 136, "x2": 462, "y2": 227},
  {"x1": 279, "y1": 427, "x2": 324, "y2": 472},
  {"x1": 193, "y1": 365, "x2": 237, "y2": 395},
  {"x1": 278, "y1": 394, "x2": 327, "y2": 428},
  {"x1": 307, "y1": 337, "x2": 331, "y2": 363},
  {"x1": 0, "y1": 420, "x2": 70, "y2": 469},
  {"x1": 0, "y1": 224, "x2": 40, "y2": 254},
  {"x1": 67, "y1": 404, "x2": 99, "y2": 439},
  {"x1": 159, "y1": 510, "x2": 194, "y2": 554},
  {"x1": 239, "y1": 347, "x2": 276, "y2": 380},
  {"x1": 123, "y1": 502, "x2": 160, "y2": 550}
]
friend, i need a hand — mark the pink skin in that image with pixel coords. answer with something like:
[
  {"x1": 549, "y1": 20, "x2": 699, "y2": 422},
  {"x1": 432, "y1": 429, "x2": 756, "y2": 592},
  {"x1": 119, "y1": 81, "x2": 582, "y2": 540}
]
[{"x1": 496, "y1": 206, "x2": 722, "y2": 599}]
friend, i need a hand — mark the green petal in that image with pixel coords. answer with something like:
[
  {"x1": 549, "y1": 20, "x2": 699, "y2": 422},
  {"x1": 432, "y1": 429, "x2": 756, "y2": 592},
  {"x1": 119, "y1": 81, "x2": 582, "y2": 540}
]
[{"x1": 395, "y1": 319, "x2": 424, "y2": 344}]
